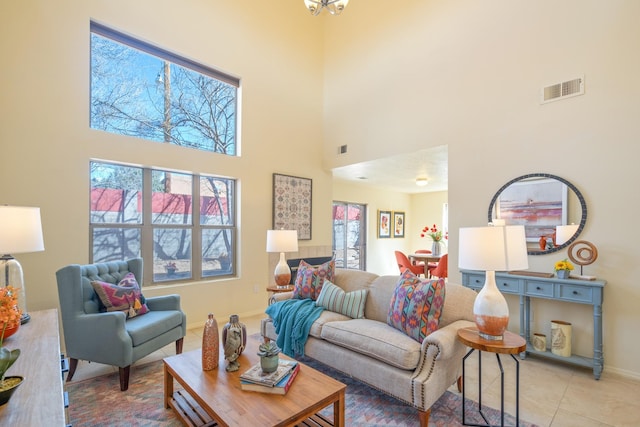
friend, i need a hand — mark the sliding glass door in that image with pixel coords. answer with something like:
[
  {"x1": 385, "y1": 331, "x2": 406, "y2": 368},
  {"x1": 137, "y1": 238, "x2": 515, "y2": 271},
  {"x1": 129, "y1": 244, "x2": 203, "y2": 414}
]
[{"x1": 332, "y1": 201, "x2": 366, "y2": 270}]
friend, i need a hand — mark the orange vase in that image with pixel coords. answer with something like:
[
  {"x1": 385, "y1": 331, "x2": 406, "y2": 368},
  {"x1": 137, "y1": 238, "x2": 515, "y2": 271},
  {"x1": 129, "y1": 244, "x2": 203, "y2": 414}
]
[{"x1": 2, "y1": 323, "x2": 20, "y2": 341}]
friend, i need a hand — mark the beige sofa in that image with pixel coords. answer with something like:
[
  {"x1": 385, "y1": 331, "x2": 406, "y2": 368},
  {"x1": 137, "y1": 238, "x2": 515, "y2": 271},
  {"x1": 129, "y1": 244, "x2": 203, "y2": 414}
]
[{"x1": 262, "y1": 268, "x2": 477, "y2": 426}]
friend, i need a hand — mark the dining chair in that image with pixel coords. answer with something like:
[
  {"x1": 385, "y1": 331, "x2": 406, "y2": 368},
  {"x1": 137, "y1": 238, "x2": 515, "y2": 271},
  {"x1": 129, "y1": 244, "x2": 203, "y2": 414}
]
[
  {"x1": 394, "y1": 251, "x2": 425, "y2": 277},
  {"x1": 430, "y1": 253, "x2": 448, "y2": 279}
]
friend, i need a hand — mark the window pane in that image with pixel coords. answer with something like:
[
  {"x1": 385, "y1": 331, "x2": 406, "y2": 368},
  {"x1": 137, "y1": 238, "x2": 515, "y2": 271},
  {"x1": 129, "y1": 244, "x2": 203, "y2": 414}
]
[
  {"x1": 200, "y1": 176, "x2": 235, "y2": 226},
  {"x1": 90, "y1": 162, "x2": 142, "y2": 224},
  {"x1": 152, "y1": 170, "x2": 193, "y2": 225},
  {"x1": 202, "y1": 229, "x2": 233, "y2": 277},
  {"x1": 90, "y1": 29, "x2": 238, "y2": 155},
  {"x1": 154, "y1": 228, "x2": 192, "y2": 282},
  {"x1": 92, "y1": 227, "x2": 141, "y2": 262}
]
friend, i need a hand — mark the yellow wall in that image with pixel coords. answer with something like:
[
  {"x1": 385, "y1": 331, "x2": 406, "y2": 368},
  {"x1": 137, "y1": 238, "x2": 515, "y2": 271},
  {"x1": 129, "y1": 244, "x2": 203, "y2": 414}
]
[{"x1": 323, "y1": 0, "x2": 640, "y2": 378}]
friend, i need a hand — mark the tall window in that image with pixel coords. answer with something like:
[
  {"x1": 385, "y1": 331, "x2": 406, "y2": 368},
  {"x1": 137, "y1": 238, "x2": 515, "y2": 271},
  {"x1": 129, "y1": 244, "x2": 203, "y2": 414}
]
[
  {"x1": 90, "y1": 22, "x2": 239, "y2": 155},
  {"x1": 332, "y1": 202, "x2": 366, "y2": 270},
  {"x1": 90, "y1": 161, "x2": 236, "y2": 284}
]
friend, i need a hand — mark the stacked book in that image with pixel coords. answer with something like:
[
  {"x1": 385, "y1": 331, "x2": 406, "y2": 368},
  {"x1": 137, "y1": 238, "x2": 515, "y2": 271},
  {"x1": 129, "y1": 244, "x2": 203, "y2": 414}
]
[{"x1": 240, "y1": 359, "x2": 300, "y2": 395}]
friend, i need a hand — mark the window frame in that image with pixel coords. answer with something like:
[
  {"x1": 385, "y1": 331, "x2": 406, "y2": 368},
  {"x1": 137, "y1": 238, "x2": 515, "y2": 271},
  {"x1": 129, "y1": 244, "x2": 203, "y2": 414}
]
[{"x1": 89, "y1": 160, "x2": 237, "y2": 285}]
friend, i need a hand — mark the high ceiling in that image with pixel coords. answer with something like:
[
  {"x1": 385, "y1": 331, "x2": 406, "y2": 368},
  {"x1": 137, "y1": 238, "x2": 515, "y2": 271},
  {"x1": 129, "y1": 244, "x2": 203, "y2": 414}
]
[{"x1": 331, "y1": 145, "x2": 448, "y2": 194}]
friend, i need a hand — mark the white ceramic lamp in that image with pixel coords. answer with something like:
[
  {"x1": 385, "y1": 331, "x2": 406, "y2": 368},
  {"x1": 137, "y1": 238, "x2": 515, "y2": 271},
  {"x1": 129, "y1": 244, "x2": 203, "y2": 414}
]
[
  {"x1": 266, "y1": 230, "x2": 298, "y2": 287},
  {"x1": 0, "y1": 206, "x2": 45, "y2": 324},
  {"x1": 459, "y1": 224, "x2": 528, "y2": 340}
]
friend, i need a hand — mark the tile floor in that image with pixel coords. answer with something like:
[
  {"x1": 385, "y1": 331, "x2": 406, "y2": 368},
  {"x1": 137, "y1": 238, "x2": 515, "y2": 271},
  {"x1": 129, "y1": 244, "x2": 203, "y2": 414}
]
[{"x1": 67, "y1": 314, "x2": 640, "y2": 427}]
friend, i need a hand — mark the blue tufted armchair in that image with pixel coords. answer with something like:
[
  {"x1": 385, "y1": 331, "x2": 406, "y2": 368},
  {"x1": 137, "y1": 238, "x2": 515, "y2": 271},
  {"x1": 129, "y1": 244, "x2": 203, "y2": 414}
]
[{"x1": 55, "y1": 258, "x2": 187, "y2": 391}]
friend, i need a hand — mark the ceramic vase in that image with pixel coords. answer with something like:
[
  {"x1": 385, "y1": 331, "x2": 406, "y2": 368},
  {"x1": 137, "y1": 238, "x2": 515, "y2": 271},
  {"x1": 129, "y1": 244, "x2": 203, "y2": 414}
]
[
  {"x1": 532, "y1": 333, "x2": 546, "y2": 352},
  {"x1": 222, "y1": 315, "x2": 247, "y2": 356},
  {"x1": 202, "y1": 313, "x2": 219, "y2": 371},
  {"x1": 551, "y1": 320, "x2": 572, "y2": 357},
  {"x1": 431, "y1": 241, "x2": 441, "y2": 257}
]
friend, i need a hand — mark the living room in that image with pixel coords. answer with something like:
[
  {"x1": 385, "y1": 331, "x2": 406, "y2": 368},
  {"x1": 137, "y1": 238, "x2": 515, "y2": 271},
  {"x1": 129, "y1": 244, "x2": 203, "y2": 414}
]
[{"x1": 1, "y1": 0, "x2": 638, "y2": 424}]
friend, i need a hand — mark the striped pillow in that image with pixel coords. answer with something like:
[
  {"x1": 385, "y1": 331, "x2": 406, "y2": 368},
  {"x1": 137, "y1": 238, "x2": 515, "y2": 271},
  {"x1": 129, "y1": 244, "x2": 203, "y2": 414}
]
[{"x1": 315, "y1": 280, "x2": 368, "y2": 319}]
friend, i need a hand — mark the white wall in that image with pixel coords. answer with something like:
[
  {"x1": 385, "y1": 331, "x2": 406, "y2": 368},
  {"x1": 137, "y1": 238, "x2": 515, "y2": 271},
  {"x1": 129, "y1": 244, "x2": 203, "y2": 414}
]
[{"x1": 323, "y1": 0, "x2": 640, "y2": 379}]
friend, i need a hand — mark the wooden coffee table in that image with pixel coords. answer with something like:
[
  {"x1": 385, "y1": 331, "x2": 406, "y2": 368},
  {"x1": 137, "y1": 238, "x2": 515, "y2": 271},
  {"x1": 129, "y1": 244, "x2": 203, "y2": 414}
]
[{"x1": 164, "y1": 338, "x2": 346, "y2": 426}]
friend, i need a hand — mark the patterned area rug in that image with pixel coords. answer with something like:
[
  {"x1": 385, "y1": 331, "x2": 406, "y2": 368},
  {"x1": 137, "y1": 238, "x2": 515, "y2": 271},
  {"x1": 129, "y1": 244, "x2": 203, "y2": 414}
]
[{"x1": 67, "y1": 358, "x2": 537, "y2": 427}]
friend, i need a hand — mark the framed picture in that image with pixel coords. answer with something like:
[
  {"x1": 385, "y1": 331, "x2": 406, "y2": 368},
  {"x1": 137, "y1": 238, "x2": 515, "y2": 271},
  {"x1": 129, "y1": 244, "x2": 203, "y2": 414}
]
[
  {"x1": 393, "y1": 211, "x2": 405, "y2": 238},
  {"x1": 272, "y1": 173, "x2": 312, "y2": 240},
  {"x1": 378, "y1": 210, "x2": 392, "y2": 238},
  {"x1": 495, "y1": 177, "x2": 568, "y2": 242}
]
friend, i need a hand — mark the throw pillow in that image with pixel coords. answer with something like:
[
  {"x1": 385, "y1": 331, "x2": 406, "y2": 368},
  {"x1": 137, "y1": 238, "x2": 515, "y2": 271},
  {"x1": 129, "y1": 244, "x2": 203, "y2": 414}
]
[
  {"x1": 387, "y1": 269, "x2": 446, "y2": 343},
  {"x1": 91, "y1": 272, "x2": 149, "y2": 318},
  {"x1": 293, "y1": 258, "x2": 335, "y2": 300},
  {"x1": 315, "y1": 280, "x2": 368, "y2": 319}
]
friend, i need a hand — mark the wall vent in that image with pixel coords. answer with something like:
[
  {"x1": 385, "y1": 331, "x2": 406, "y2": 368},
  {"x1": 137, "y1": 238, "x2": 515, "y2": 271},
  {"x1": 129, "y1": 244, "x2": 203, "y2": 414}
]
[
  {"x1": 541, "y1": 75, "x2": 584, "y2": 104},
  {"x1": 338, "y1": 144, "x2": 348, "y2": 155}
]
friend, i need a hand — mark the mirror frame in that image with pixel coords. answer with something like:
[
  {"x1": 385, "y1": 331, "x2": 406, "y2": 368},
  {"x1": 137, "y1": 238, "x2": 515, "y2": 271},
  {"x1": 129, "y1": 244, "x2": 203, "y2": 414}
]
[{"x1": 488, "y1": 173, "x2": 587, "y2": 255}]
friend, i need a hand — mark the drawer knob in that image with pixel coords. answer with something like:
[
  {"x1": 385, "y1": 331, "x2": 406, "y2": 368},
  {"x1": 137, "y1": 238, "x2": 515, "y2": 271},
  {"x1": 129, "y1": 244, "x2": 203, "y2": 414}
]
[
  {"x1": 536, "y1": 286, "x2": 541, "y2": 290},
  {"x1": 573, "y1": 291, "x2": 579, "y2": 295}
]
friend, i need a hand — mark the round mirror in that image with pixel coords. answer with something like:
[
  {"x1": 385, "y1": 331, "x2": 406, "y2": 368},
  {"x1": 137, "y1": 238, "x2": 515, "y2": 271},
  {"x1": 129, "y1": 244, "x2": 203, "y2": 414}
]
[{"x1": 488, "y1": 173, "x2": 587, "y2": 255}]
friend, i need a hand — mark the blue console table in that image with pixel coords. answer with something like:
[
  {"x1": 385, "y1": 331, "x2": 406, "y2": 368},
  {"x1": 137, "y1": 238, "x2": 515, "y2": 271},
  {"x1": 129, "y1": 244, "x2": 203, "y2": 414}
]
[{"x1": 460, "y1": 270, "x2": 606, "y2": 379}]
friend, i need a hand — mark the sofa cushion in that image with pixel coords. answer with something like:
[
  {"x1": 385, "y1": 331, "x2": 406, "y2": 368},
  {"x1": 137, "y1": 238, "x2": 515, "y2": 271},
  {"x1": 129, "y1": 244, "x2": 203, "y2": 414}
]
[
  {"x1": 91, "y1": 272, "x2": 149, "y2": 318},
  {"x1": 315, "y1": 280, "x2": 368, "y2": 319},
  {"x1": 308, "y1": 310, "x2": 351, "y2": 338},
  {"x1": 293, "y1": 258, "x2": 335, "y2": 300},
  {"x1": 320, "y1": 319, "x2": 421, "y2": 370},
  {"x1": 387, "y1": 269, "x2": 445, "y2": 343}
]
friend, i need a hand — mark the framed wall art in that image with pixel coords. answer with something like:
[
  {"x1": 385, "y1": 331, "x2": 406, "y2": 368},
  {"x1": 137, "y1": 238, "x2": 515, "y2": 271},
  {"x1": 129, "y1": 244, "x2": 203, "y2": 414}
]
[
  {"x1": 393, "y1": 211, "x2": 405, "y2": 238},
  {"x1": 378, "y1": 210, "x2": 392, "y2": 238},
  {"x1": 495, "y1": 177, "x2": 568, "y2": 242},
  {"x1": 272, "y1": 173, "x2": 312, "y2": 240}
]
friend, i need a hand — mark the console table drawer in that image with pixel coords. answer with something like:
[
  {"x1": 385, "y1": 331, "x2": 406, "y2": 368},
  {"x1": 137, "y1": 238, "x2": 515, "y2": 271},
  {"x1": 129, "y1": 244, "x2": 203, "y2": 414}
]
[
  {"x1": 559, "y1": 284, "x2": 594, "y2": 303},
  {"x1": 465, "y1": 274, "x2": 486, "y2": 290},
  {"x1": 525, "y1": 281, "x2": 554, "y2": 298},
  {"x1": 495, "y1": 277, "x2": 521, "y2": 294}
]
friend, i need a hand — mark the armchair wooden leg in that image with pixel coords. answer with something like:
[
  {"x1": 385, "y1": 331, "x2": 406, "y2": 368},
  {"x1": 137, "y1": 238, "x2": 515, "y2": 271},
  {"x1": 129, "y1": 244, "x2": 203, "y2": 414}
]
[
  {"x1": 119, "y1": 366, "x2": 130, "y2": 391},
  {"x1": 457, "y1": 375, "x2": 463, "y2": 392},
  {"x1": 418, "y1": 408, "x2": 431, "y2": 427},
  {"x1": 66, "y1": 358, "x2": 79, "y2": 382},
  {"x1": 176, "y1": 337, "x2": 184, "y2": 354}
]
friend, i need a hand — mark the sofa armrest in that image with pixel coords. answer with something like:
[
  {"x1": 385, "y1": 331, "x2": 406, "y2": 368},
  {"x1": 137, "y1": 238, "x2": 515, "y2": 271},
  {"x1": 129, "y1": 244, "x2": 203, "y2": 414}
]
[
  {"x1": 420, "y1": 319, "x2": 475, "y2": 362},
  {"x1": 268, "y1": 291, "x2": 294, "y2": 305},
  {"x1": 146, "y1": 294, "x2": 181, "y2": 311}
]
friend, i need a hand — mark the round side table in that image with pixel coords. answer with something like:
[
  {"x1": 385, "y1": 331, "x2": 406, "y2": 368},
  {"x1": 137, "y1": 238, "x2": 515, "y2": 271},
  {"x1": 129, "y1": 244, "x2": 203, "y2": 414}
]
[{"x1": 457, "y1": 327, "x2": 526, "y2": 427}]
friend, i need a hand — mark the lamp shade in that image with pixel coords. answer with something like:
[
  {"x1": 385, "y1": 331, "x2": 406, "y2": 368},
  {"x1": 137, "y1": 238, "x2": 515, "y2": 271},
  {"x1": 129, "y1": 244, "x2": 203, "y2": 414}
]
[
  {"x1": 459, "y1": 225, "x2": 528, "y2": 272},
  {"x1": 0, "y1": 206, "x2": 45, "y2": 254},
  {"x1": 556, "y1": 224, "x2": 579, "y2": 246},
  {"x1": 266, "y1": 230, "x2": 298, "y2": 253}
]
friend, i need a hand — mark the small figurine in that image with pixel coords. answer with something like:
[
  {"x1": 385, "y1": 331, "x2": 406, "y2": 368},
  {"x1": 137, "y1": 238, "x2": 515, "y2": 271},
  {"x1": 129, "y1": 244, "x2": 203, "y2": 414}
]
[{"x1": 223, "y1": 328, "x2": 242, "y2": 372}]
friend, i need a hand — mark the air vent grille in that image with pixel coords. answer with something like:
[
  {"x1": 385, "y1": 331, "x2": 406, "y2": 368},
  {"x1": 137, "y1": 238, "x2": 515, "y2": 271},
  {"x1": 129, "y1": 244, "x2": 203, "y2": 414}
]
[{"x1": 541, "y1": 76, "x2": 584, "y2": 104}]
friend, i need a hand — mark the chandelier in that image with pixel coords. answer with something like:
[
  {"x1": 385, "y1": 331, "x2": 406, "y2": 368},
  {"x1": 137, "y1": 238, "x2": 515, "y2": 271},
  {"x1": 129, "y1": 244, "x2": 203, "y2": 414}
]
[{"x1": 304, "y1": 0, "x2": 349, "y2": 16}]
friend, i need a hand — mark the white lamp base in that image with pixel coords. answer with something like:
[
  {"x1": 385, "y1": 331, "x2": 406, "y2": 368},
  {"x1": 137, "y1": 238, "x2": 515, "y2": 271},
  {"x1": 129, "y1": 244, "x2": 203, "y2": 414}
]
[
  {"x1": 273, "y1": 252, "x2": 292, "y2": 286},
  {"x1": 473, "y1": 270, "x2": 509, "y2": 340}
]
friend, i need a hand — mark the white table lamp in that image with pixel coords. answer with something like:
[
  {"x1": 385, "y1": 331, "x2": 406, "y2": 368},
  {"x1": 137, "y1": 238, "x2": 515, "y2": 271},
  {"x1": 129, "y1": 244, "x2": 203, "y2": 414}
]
[
  {"x1": 556, "y1": 224, "x2": 579, "y2": 246},
  {"x1": 0, "y1": 205, "x2": 45, "y2": 324},
  {"x1": 266, "y1": 230, "x2": 298, "y2": 287},
  {"x1": 459, "y1": 224, "x2": 528, "y2": 340}
]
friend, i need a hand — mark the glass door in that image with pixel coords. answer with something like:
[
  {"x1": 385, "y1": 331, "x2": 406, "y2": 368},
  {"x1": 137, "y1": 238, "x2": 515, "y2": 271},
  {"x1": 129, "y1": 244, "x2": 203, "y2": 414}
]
[{"x1": 332, "y1": 201, "x2": 366, "y2": 270}]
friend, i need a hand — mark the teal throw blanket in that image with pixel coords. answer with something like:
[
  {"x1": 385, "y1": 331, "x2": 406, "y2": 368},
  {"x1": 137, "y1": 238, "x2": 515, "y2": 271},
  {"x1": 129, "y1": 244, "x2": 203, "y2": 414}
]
[{"x1": 265, "y1": 298, "x2": 324, "y2": 358}]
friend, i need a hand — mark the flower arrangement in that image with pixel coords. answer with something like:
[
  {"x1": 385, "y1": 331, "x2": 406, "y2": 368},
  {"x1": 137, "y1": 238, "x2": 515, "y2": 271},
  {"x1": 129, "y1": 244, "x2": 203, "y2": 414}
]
[
  {"x1": 554, "y1": 259, "x2": 574, "y2": 272},
  {"x1": 164, "y1": 261, "x2": 177, "y2": 271},
  {"x1": 420, "y1": 224, "x2": 448, "y2": 242},
  {"x1": 0, "y1": 286, "x2": 22, "y2": 386}
]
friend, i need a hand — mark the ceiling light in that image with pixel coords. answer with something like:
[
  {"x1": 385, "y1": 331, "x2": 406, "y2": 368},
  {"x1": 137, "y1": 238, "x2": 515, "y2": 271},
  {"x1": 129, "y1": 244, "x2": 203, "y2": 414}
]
[
  {"x1": 415, "y1": 177, "x2": 429, "y2": 186},
  {"x1": 304, "y1": 0, "x2": 349, "y2": 16}
]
